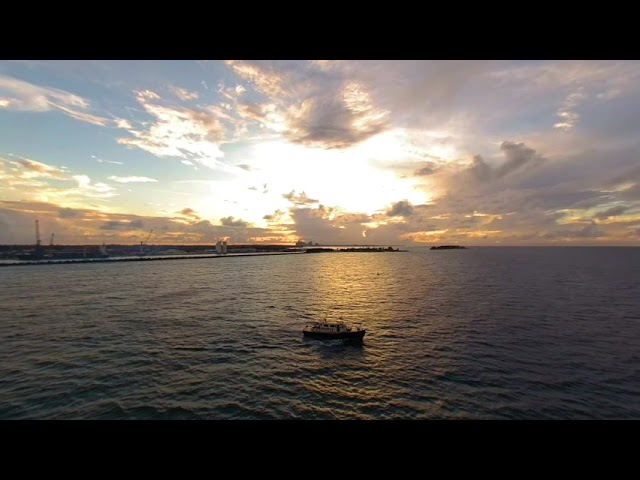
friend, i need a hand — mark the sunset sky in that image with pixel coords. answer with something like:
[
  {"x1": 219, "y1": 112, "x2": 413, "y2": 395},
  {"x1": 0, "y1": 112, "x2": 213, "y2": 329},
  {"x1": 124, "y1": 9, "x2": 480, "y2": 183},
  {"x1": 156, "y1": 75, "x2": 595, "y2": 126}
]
[{"x1": 1, "y1": 60, "x2": 639, "y2": 245}]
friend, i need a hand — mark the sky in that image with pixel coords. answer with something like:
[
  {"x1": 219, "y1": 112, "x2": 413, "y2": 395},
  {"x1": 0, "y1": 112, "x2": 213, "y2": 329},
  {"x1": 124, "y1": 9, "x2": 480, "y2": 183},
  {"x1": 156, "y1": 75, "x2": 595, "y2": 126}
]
[{"x1": 1, "y1": 60, "x2": 639, "y2": 246}]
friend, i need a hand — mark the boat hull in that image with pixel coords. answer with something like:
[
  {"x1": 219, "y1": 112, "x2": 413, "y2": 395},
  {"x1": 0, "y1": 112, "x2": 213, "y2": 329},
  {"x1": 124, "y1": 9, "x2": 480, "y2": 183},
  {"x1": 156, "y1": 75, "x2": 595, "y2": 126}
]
[{"x1": 303, "y1": 330, "x2": 366, "y2": 340}]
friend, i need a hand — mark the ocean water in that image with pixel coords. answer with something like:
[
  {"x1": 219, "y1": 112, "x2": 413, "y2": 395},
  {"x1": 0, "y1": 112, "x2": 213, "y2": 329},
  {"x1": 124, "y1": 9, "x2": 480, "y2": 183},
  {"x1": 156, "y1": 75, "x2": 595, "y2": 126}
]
[{"x1": 1, "y1": 247, "x2": 638, "y2": 420}]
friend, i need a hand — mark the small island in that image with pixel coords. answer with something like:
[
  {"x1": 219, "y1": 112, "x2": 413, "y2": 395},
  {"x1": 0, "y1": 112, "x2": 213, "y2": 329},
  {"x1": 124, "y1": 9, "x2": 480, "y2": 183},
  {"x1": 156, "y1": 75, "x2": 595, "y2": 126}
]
[{"x1": 430, "y1": 245, "x2": 467, "y2": 250}]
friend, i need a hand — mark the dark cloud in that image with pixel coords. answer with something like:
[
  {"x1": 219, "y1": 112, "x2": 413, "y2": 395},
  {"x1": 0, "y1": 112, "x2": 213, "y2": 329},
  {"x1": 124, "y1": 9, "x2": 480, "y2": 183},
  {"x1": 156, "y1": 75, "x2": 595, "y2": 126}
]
[
  {"x1": 99, "y1": 219, "x2": 144, "y2": 230},
  {"x1": 496, "y1": 141, "x2": 543, "y2": 178},
  {"x1": 220, "y1": 216, "x2": 249, "y2": 227},
  {"x1": 523, "y1": 189, "x2": 608, "y2": 211},
  {"x1": 414, "y1": 163, "x2": 437, "y2": 176},
  {"x1": 387, "y1": 139, "x2": 640, "y2": 244},
  {"x1": 289, "y1": 206, "x2": 341, "y2": 243},
  {"x1": 287, "y1": 96, "x2": 387, "y2": 149},
  {"x1": 578, "y1": 221, "x2": 605, "y2": 238},
  {"x1": 426, "y1": 142, "x2": 617, "y2": 221},
  {"x1": 263, "y1": 210, "x2": 285, "y2": 222},
  {"x1": 542, "y1": 221, "x2": 605, "y2": 239},
  {"x1": 190, "y1": 219, "x2": 214, "y2": 233},
  {"x1": 237, "y1": 164, "x2": 252, "y2": 171},
  {"x1": 594, "y1": 205, "x2": 630, "y2": 220},
  {"x1": 334, "y1": 212, "x2": 371, "y2": 225},
  {"x1": 468, "y1": 155, "x2": 492, "y2": 182},
  {"x1": 387, "y1": 200, "x2": 414, "y2": 217},
  {"x1": 283, "y1": 190, "x2": 319, "y2": 205},
  {"x1": 463, "y1": 142, "x2": 544, "y2": 186},
  {"x1": 179, "y1": 208, "x2": 199, "y2": 218},
  {"x1": 248, "y1": 186, "x2": 258, "y2": 191},
  {"x1": 227, "y1": 60, "x2": 391, "y2": 149},
  {"x1": 606, "y1": 165, "x2": 640, "y2": 187},
  {"x1": 618, "y1": 183, "x2": 640, "y2": 201},
  {"x1": 59, "y1": 208, "x2": 80, "y2": 219}
]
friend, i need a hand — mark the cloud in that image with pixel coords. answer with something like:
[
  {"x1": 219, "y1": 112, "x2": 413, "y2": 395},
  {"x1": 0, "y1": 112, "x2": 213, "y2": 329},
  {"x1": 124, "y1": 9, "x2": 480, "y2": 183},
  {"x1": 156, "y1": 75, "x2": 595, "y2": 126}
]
[
  {"x1": 220, "y1": 60, "x2": 640, "y2": 159},
  {"x1": 554, "y1": 89, "x2": 586, "y2": 131},
  {"x1": 578, "y1": 221, "x2": 604, "y2": 238},
  {"x1": 387, "y1": 200, "x2": 414, "y2": 217},
  {"x1": 594, "y1": 205, "x2": 630, "y2": 220},
  {"x1": 171, "y1": 86, "x2": 199, "y2": 101},
  {"x1": 93, "y1": 155, "x2": 124, "y2": 165},
  {"x1": 116, "y1": 90, "x2": 228, "y2": 170},
  {"x1": 0, "y1": 74, "x2": 110, "y2": 126},
  {"x1": 285, "y1": 84, "x2": 389, "y2": 148},
  {"x1": 0, "y1": 200, "x2": 287, "y2": 245},
  {"x1": 491, "y1": 61, "x2": 640, "y2": 103},
  {"x1": 540, "y1": 221, "x2": 606, "y2": 239},
  {"x1": 263, "y1": 210, "x2": 286, "y2": 222},
  {"x1": 286, "y1": 204, "x2": 377, "y2": 244},
  {"x1": 14, "y1": 158, "x2": 67, "y2": 178},
  {"x1": 115, "y1": 118, "x2": 133, "y2": 130},
  {"x1": 179, "y1": 208, "x2": 199, "y2": 218},
  {"x1": 309, "y1": 60, "x2": 339, "y2": 71},
  {"x1": 58, "y1": 208, "x2": 81, "y2": 219},
  {"x1": 618, "y1": 183, "x2": 640, "y2": 201},
  {"x1": 248, "y1": 183, "x2": 269, "y2": 195},
  {"x1": 72, "y1": 175, "x2": 117, "y2": 198},
  {"x1": 225, "y1": 61, "x2": 284, "y2": 98},
  {"x1": 495, "y1": 141, "x2": 544, "y2": 178},
  {"x1": 289, "y1": 205, "x2": 340, "y2": 243},
  {"x1": 283, "y1": 190, "x2": 319, "y2": 205},
  {"x1": 4, "y1": 61, "x2": 640, "y2": 246},
  {"x1": 0, "y1": 157, "x2": 118, "y2": 207},
  {"x1": 225, "y1": 61, "x2": 390, "y2": 149},
  {"x1": 1, "y1": 156, "x2": 68, "y2": 191},
  {"x1": 220, "y1": 216, "x2": 250, "y2": 227},
  {"x1": 100, "y1": 219, "x2": 145, "y2": 230},
  {"x1": 414, "y1": 163, "x2": 437, "y2": 176},
  {"x1": 390, "y1": 138, "x2": 640, "y2": 244},
  {"x1": 108, "y1": 176, "x2": 158, "y2": 183}
]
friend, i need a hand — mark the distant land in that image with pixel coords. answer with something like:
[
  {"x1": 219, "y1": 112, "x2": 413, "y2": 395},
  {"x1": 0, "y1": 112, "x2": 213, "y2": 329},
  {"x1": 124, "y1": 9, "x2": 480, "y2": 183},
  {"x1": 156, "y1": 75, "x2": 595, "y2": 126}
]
[
  {"x1": 0, "y1": 242, "x2": 406, "y2": 265},
  {"x1": 430, "y1": 245, "x2": 467, "y2": 250}
]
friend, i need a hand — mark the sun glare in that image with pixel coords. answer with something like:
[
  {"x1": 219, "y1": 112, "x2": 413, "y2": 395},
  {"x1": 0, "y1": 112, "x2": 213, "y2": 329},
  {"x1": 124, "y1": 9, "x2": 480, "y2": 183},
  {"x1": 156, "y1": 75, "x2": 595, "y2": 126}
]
[{"x1": 250, "y1": 138, "x2": 428, "y2": 215}]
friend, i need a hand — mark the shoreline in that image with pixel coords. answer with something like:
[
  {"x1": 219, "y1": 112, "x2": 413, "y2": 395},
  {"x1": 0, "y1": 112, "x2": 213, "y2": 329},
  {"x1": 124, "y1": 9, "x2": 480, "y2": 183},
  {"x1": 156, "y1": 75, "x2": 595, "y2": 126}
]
[
  {"x1": 0, "y1": 249, "x2": 405, "y2": 267},
  {"x1": 0, "y1": 251, "x2": 301, "y2": 267}
]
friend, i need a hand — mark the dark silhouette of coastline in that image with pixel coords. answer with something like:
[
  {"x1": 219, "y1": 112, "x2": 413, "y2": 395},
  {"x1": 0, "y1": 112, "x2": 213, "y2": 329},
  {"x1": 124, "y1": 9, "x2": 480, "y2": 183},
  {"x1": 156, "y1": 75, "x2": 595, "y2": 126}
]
[
  {"x1": 0, "y1": 251, "x2": 302, "y2": 267},
  {"x1": 306, "y1": 246, "x2": 404, "y2": 253},
  {"x1": 430, "y1": 245, "x2": 467, "y2": 250}
]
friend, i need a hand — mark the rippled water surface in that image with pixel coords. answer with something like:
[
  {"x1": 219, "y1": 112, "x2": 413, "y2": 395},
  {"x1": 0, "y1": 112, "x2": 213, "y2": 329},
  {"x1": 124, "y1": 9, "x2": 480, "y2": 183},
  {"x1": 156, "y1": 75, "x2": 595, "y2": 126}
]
[{"x1": 1, "y1": 247, "x2": 639, "y2": 419}]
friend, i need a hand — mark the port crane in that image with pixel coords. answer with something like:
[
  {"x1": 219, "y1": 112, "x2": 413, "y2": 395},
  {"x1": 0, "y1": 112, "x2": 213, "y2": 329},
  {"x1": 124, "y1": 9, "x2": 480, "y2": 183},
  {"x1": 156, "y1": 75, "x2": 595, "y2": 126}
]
[
  {"x1": 139, "y1": 229, "x2": 154, "y2": 255},
  {"x1": 35, "y1": 220, "x2": 42, "y2": 247},
  {"x1": 34, "y1": 220, "x2": 44, "y2": 257}
]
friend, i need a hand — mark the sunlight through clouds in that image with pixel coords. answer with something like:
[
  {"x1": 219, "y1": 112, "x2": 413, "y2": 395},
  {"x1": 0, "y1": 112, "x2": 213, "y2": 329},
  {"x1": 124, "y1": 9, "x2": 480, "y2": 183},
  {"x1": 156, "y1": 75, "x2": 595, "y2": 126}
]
[{"x1": 2, "y1": 60, "x2": 640, "y2": 244}]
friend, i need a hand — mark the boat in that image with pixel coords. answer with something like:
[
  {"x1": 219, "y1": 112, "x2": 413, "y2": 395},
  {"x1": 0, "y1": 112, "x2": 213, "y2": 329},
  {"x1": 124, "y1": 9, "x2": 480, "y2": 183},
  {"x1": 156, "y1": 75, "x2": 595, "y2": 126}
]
[{"x1": 302, "y1": 320, "x2": 366, "y2": 340}]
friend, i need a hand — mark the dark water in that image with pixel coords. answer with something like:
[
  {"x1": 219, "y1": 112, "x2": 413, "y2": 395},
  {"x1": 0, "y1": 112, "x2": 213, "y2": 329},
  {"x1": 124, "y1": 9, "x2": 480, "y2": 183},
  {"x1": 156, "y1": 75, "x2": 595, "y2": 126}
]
[{"x1": 1, "y1": 247, "x2": 639, "y2": 419}]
